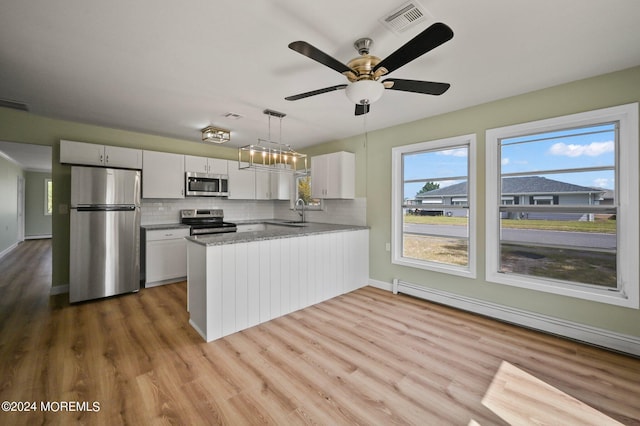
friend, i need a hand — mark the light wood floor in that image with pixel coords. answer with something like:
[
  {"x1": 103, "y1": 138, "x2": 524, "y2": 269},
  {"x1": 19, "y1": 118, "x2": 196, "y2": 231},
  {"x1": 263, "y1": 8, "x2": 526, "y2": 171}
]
[{"x1": 1, "y1": 240, "x2": 639, "y2": 425}]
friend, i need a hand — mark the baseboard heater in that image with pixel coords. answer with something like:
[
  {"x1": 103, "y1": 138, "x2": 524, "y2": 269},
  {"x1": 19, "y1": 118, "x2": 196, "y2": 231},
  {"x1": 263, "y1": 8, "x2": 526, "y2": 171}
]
[{"x1": 391, "y1": 278, "x2": 640, "y2": 357}]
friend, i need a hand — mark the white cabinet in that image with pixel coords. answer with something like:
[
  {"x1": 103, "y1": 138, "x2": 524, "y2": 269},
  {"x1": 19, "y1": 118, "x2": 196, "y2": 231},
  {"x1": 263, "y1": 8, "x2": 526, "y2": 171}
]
[
  {"x1": 184, "y1": 155, "x2": 228, "y2": 174},
  {"x1": 270, "y1": 169, "x2": 293, "y2": 200},
  {"x1": 255, "y1": 169, "x2": 271, "y2": 200},
  {"x1": 311, "y1": 151, "x2": 355, "y2": 199},
  {"x1": 145, "y1": 228, "x2": 190, "y2": 286},
  {"x1": 228, "y1": 161, "x2": 256, "y2": 199},
  {"x1": 228, "y1": 161, "x2": 293, "y2": 200},
  {"x1": 142, "y1": 151, "x2": 185, "y2": 199},
  {"x1": 60, "y1": 140, "x2": 142, "y2": 169}
]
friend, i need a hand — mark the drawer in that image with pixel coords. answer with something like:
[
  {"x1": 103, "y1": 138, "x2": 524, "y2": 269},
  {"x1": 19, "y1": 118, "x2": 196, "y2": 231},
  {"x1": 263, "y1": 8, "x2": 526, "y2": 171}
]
[{"x1": 146, "y1": 228, "x2": 190, "y2": 241}]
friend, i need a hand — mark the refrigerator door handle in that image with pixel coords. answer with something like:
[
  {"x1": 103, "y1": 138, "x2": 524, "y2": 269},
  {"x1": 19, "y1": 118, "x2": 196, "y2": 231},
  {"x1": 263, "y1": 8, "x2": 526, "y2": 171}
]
[{"x1": 76, "y1": 205, "x2": 136, "y2": 212}]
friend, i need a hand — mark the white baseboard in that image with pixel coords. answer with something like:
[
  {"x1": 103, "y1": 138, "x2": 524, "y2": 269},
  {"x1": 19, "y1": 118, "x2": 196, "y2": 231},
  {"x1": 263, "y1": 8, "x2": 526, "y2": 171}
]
[
  {"x1": 189, "y1": 319, "x2": 209, "y2": 342},
  {"x1": 0, "y1": 242, "x2": 19, "y2": 260},
  {"x1": 50, "y1": 284, "x2": 69, "y2": 295},
  {"x1": 368, "y1": 278, "x2": 640, "y2": 357},
  {"x1": 25, "y1": 234, "x2": 52, "y2": 240}
]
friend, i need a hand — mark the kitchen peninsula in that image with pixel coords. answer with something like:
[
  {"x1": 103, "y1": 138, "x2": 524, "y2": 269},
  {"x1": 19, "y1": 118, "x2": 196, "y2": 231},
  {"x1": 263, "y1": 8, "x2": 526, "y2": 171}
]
[{"x1": 186, "y1": 221, "x2": 369, "y2": 342}]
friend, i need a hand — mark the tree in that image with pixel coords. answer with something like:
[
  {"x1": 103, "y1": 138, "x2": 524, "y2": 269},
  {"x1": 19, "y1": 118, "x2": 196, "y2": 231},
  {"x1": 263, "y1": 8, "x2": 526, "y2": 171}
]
[
  {"x1": 416, "y1": 181, "x2": 440, "y2": 196},
  {"x1": 297, "y1": 176, "x2": 313, "y2": 204}
]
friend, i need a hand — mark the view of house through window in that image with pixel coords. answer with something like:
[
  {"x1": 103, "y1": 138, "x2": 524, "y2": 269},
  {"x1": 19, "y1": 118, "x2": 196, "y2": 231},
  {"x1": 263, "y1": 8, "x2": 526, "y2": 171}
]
[
  {"x1": 486, "y1": 103, "x2": 639, "y2": 308},
  {"x1": 392, "y1": 134, "x2": 476, "y2": 277},
  {"x1": 497, "y1": 124, "x2": 617, "y2": 288}
]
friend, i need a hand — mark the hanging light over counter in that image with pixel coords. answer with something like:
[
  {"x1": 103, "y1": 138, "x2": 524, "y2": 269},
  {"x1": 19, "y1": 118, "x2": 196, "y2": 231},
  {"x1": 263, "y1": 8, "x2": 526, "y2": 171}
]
[{"x1": 238, "y1": 109, "x2": 307, "y2": 173}]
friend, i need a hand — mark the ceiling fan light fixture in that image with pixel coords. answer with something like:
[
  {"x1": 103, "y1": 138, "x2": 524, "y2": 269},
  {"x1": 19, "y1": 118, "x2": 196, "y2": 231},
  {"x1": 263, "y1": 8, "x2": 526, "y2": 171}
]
[{"x1": 345, "y1": 80, "x2": 385, "y2": 105}]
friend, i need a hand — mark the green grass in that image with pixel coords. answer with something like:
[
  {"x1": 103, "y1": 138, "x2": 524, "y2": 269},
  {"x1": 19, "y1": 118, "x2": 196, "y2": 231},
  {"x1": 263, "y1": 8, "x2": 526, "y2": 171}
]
[
  {"x1": 401, "y1": 235, "x2": 617, "y2": 288},
  {"x1": 404, "y1": 215, "x2": 616, "y2": 233}
]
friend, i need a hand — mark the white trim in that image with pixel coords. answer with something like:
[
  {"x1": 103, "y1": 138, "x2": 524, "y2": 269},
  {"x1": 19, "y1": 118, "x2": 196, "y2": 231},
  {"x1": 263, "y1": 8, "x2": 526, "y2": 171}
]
[
  {"x1": 44, "y1": 178, "x2": 52, "y2": 216},
  {"x1": 0, "y1": 242, "x2": 19, "y2": 260},
  {"x1": 384, "y1": 279, "x2": 640, "y2": 357},
  {"x1": 25, "y1": 234, "x2": 52, "y2": 240},
  {"x1": 50, "y1": 284, "x2": 69, "y2": 295},
  {"x1": 486, "y1": 103, "x2": 639, "y2": 309},
  {"x1": 392, "y1": 134, "x2": 477, "y2": 279},
  {"x1": 369, "y1": 278, "x2": 394, "y2": 292}
]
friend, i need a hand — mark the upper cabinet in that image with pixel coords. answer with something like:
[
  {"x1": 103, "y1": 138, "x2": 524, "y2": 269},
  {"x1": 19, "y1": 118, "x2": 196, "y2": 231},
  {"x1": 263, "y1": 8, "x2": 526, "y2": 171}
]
[
  {"x1": 227, "y1": 161, "x2": 256, "y2": 199},
  {"x1": 311, "y1": 151, "x2": 355, "y2": 199},
  {"x1": 142, "y1": 151, "x2": 184, "y2": 199},
  {"x1": 60, "y1": 139, "x2": 142, "y2": 169},
  {"x1": 229, "y1": 161, "x2": 292, "y2": 200},
  {"x1": 184, "y1": 155, "x2": 228, "y2": 175},
  {"x1": 270, "y1": 168, "x2": 293, "y2": 201}
]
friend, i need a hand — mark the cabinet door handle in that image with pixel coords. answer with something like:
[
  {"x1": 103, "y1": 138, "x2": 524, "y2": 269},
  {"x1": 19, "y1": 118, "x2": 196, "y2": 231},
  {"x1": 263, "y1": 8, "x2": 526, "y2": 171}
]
[{"x1": 106, "y1": 155, "x2": 109, "y2": 163}]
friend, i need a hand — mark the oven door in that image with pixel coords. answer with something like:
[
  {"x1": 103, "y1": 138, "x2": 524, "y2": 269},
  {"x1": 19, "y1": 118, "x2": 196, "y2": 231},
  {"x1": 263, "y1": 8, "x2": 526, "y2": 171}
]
[{"x1": 185, "y1": 172, "x2": 226, "y2": 196}]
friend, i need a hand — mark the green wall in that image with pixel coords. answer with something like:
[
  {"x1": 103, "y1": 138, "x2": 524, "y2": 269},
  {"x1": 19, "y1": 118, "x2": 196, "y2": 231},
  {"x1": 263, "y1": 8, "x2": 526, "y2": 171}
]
[
  {"x1": 24, "y1": 171, "x2": 52, "y2": 237},
  {"x1": 1, "y1": 65, "x2": 638, "y2": 338},
  {"x1": 309, "y1": 65, "x2": 640, "y2": 338},
  {"x1": 0, "y1": 109, "x2": 238, "y2": 288},
  {"x1": 0, "y1": 156, "x2": 23, "y2": 254}
]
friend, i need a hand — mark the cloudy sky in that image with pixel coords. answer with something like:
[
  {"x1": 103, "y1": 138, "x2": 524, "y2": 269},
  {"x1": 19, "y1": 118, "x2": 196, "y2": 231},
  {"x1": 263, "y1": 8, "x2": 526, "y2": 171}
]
[{"x1": 403, "y1": 123, "x2": 615, "y2": 199}]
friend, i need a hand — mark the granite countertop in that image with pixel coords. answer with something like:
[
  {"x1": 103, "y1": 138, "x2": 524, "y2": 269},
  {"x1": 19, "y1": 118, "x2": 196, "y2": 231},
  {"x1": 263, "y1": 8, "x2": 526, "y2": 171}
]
[
  {"x1": 141, "y1": 223, "x2": 191, "y2": 231},
  {"x1": 186, "y1": 220, "x2": 368, "y2": 247}
]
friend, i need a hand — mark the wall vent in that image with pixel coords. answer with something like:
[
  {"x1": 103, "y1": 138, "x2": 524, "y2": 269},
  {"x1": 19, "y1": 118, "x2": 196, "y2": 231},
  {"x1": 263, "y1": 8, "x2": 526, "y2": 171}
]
[
  {"x1": 380, "y1": 1, "x2": 431, "y2": 34},
  {"x1": 0, "y1": 99, "x2": 29, "y2": 112}
]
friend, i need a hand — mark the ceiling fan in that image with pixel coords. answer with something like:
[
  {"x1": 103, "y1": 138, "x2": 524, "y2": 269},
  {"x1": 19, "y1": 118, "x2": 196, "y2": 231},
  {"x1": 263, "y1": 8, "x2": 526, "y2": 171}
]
[{"x1": 285, "y1": 22, "x2": 454, "y2": 115}]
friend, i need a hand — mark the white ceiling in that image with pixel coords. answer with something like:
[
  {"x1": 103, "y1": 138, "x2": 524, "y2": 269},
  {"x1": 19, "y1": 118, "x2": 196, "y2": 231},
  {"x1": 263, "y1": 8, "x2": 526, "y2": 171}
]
[
  {"x1": 1, "y1": 0, "x2": 639, "y2": 150},
  {"x1": 0, "y1": 141, "x2": 51, "y2": 172}
]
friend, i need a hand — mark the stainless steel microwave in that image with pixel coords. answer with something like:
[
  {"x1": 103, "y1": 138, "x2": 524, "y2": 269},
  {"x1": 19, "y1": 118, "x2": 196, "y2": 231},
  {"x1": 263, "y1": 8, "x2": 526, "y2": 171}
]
[{"x1": 185, "y1": 172, "x2": 229, "y2": 197}]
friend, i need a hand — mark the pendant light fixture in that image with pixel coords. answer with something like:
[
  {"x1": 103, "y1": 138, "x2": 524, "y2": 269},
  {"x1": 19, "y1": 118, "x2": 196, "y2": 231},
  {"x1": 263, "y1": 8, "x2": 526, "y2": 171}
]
[{"x1": 238, "y1": 109, "x2": 307, "y2": 173}]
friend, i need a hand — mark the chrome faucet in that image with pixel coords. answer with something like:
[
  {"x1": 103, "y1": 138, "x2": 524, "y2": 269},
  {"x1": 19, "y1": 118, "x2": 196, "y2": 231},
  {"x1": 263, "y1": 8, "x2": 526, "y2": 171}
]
[{"x1": 295, "y1": 198, "x2": 306, "y2": 223}]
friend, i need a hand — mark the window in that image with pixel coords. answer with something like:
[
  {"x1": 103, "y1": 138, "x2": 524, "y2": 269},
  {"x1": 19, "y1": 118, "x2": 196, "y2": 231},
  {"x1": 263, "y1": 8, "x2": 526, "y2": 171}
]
[
  {"x1": 294, "y1": 173, "x2": 322, "y2": 210},
  {"x1": 45, "y1": 178, "x2": 53, "y2": 215},
  {"x1": 392, "y1": 134, "x2": 477, "y2": 278},
  {"x1": 486, "y1": 103, "x2": 639, "y2": 308}
]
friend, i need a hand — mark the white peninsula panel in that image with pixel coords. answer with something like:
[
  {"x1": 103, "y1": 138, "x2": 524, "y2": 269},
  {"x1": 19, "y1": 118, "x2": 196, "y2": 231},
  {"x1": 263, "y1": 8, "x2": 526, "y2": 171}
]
[{"x1": 187, "y1": 229, "x2": 369, "y2": 342}]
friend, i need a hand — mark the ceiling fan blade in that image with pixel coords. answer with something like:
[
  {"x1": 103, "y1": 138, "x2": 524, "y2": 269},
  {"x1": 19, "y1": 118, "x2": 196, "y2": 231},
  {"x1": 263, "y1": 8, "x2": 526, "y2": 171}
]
[
  {"x1": 372, "y1": 22, "x2": 453, "y2": 76},
  {"x1": 383, "y1": 79, "x2": 450, "y2": 95},
  {"x1": 285, "y1": 84, "x2": 347, "y2": 101},
  {"x1": 288, "y1": 41, "x2": 354, "y2": 75},
  {"x1": 355, "y1": 104, "x2": 370, "y2": 116}
]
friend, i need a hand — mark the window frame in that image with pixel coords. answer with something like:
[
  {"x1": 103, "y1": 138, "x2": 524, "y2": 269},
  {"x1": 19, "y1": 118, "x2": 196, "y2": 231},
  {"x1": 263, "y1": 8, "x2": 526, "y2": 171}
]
[
  {"x1": 291, "y1": 172, "x2": 323, "y2": 211},
  {"x1": 44, "y1": 178, "x2": 53, "y2": 216},
  {"x1": 392, "y1": 134, "x2": 477, "y2": 278},
  {"x1": 486, "y1": 103, "x2": 639, "y2": 309}
]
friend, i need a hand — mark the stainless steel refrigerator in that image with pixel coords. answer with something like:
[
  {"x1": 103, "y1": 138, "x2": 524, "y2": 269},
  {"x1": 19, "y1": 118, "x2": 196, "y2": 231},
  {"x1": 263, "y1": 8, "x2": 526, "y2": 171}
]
[{"x1": 69, "y1": 166, "x2": 141, "y2": 303}]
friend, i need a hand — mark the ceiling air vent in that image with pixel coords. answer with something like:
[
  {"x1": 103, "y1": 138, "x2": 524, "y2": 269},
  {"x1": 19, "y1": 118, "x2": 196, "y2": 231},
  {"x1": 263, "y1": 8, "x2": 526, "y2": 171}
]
[
  {"x1": 223, "y1": 112, "x2": 242, "y2": 120},
  {"x1": 380, "y1": 1, "x2": 431, "y2": 34},
  {"x1": 0, "y1": 99, "x2": 29, "y2": 112}
]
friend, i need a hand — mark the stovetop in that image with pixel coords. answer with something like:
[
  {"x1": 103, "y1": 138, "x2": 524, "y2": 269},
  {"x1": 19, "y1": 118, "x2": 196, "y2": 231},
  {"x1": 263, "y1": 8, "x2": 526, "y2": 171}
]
[{"x1": 180, "y1": 209, "x2": 237, "y2": 234}]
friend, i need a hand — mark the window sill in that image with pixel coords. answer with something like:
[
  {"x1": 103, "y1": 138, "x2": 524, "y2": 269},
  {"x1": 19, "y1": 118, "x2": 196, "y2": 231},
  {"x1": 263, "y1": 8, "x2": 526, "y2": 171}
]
[{"x1": 486, "y1": 270, "x2": 638, "y2": 309}]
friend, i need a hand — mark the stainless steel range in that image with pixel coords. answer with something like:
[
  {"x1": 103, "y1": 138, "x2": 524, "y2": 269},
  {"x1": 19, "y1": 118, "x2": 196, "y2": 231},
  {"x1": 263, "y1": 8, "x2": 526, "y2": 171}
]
[{"x1": 180, "y1": 209, "x2": 237, "y2": 236}]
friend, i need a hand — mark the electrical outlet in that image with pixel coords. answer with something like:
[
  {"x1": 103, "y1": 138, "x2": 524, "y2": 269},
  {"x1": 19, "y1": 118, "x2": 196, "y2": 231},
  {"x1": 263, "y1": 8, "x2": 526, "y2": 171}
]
[{"x1": 385, "y1": 242, "x2": 391, "y2": 252}]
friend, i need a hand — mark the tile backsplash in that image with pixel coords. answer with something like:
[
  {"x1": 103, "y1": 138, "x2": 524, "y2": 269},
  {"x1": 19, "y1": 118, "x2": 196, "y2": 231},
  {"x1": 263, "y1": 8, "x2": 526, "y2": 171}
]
[{"x1": 141, "y1": 197, "x2": 366, "y2": 226}]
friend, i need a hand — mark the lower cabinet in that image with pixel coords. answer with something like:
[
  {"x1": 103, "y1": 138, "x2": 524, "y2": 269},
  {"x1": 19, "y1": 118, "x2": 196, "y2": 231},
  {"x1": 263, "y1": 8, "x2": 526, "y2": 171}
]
[
  {"x1": 187, "y1": 229, "x2": 369, "y2": 342},
  {"x1": 145, "y1": 228, "x2": 190, "y2": 287}
]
